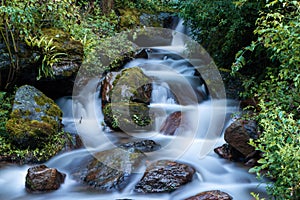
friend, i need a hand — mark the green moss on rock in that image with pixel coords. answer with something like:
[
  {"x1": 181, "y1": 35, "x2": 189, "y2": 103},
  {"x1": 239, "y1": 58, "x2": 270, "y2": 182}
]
[
  {"x1": 5, "y1": 85, "x2": 63, "y2": 150},
  {"x1": 103, "y1": 102, "x2": 152, "y2": 132}
]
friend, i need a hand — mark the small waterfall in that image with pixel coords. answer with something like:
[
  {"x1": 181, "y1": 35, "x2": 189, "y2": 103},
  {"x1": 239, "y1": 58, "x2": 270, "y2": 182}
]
[
  {"x1": 0, "y1": 18, "x2": 269, "y2": 200},
  {"x1": 171, "y1": 19, "x2": 186, "y2": 46}
]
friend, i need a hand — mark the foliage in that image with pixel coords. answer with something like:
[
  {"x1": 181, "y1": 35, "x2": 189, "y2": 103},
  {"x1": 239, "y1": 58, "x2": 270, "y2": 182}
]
[
  {"x1": 114, "y1": 0, "x2": 177, "y2": 13},
  {"x1": 25, "y1": 36, "x2": 66, "y2": 80},
  {"x1": 0, "y1": 131, "x2": 68, "y2": 163},
  {"x1": 0, "y1": 0, "x2": 81, "y2": 88},
  {"x1": 231, "y1": 0, "x2": 300, "y2": 199},
  {"x1": 249, "y1": 103, "x2": 300, "y2": 199},
  {"x1": 0, "y1": 91, "x2": 12, "y2": 137},
  {"x1": 177, "y1": 0, "x2": 263, "y2": 69}
]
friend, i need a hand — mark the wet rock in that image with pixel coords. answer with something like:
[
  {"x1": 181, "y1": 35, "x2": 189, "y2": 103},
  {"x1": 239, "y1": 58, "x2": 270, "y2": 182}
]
[
  {"x1": 224, "y1": 120, "x2": 257, "y2": 157},
  {"x1": 6, "y1": 85, "x2": 62, "y2": 149},
  {"x1": 214, "y1": 143, "x2": 245, "y2": 162},
  {"x1": 72, "y1": 147, "x2": 145, "y2": 191},
  {"x1": 135, "y1": 160, "x2": 195, "y2": 193},
  {"x1": 25, "y1": 165, "x2": 66, "y2": 192},
  {"x1": 159, "y1": 111, "x2": 182, "y2": 135},
  {"x1": 101, "y1": 67, "x2": 153, "y2": 131},
  {"x1": 119, "y1": 140, "x2": 160, "y2": 152},
  {"x1": 185, "y1": 190, "x2": 233, "y2": 200},
  {"x1": 100, "y1": 67, "x2": 152, "y2": 107},
  {"x1": 103, "y1": 102, "x2": 152, "y2": 132}
]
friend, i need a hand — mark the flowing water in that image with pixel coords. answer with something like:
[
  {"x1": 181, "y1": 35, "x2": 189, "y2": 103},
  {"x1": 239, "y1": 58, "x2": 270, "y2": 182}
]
[{"x1": 0, "y1": 20, "x2": 268, "y2": 200}]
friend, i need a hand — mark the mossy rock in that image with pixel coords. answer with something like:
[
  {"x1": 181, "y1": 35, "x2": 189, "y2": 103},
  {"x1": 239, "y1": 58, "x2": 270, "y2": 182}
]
[
  {"x1": 101, "y1": 67, "x2": 152, "y2": 108},
  {"x1": 103, "y1": 102, "x2": 152, "y2": 132},
  {"x1": 6, "y1": 85, "x2": 63, "y2": 149},
  {"x1": 41, "y1": 28, "x2": 83, "y2": 77}
]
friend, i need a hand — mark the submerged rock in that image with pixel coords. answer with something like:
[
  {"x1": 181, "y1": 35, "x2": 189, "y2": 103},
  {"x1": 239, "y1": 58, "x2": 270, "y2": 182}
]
[
  {"x1": 185, "y1": 190, "x2": 233, "y2": 200},
  {"x1": 6, "y1": 85, "x2": 62, "y2": 149},
  {"x1": 72, "y1": 147, "x2": 145, "y2": 191},
  {"x1": 135, "y1": 160, "x2": 195, "y2": 193},
  {"x1": 159, "y1": 111, "x2": 182, "y2": 135},
  {"x1": 25, "y1": 165, "x2": 66, "y2": 192},
  {"x1": 119, "y1": 140, "x2": 160, "y2": 152}
]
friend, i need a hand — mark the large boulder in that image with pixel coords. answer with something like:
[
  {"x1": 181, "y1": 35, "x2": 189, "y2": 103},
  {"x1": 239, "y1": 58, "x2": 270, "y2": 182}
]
[
  {"x1": 6, "y1": 85, "x2": 63, "y2": 149},
  {"x1": 25, "y1": 165, "x2": 66, "y2": 192},
  {"x1": 185, "y1": 190, "x2": 233, "y2": 200},
  {"x1": 159, "y1": 111, "x2": 182, "y2": 135},
  {"x1": 71, "y1": 147, "x2": 145, "y2": 191},
  {"x1": 100, "y1": 67, "x2": 153, "y2": 131},
  {"x1": 134, "y1": 160, "x2": 195, "y2": 193}
]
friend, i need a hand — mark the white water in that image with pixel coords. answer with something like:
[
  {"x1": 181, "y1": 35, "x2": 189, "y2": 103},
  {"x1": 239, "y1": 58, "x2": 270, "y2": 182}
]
[{"x1": 0, "y1": 20, "x2": 269, "y2": 200}]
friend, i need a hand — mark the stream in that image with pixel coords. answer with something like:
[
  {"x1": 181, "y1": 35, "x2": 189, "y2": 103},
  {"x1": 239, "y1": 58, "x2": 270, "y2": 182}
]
[{"x1": 0, "y1": 20, "x2": 268, "y2": 200}]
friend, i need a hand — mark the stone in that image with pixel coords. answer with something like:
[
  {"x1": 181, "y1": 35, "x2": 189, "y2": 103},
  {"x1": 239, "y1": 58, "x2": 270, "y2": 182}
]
[
  {"x1": 25, "y1": 165, "x2": 66, "y2": 192},
  {"x1": 100, "y1": 67, "x2": 152, "y2": 107},
  {"x1": 159, "y1": 111, "x2": 182, "y2": 135},
  {"x1": 185, "y1": 190, "x2": 233, "y2": 200},
  {"x1": 119, "y1": 140, "x2": 160, "y2": 152},
  {"x1": 135, "y1": 160, "x2": 195, "y2": 193},
  {"x1": 103, "y1": 102, "x2": 152, "y2": 132},
  {"x1": 72, "y1": 147, "x2": 145, "y2": 191},
  {"x1": 214, "y1": 143, "x2": 245, "y2": 162},
  {"x1": 101, "y1": 67, "x2": 153, "y2": 131},
  {"x1": 6, "y1": 85, "x2": 63, "y2": 149},
  {"x1": 224, "y1": 120, "x2": 257, "y2": 157}
]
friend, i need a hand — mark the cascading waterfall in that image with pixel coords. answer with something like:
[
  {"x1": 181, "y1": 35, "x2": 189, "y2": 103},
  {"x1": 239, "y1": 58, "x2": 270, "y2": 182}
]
[{"x1": 0, "y1": 20, "x2": 268, "y2": 200}]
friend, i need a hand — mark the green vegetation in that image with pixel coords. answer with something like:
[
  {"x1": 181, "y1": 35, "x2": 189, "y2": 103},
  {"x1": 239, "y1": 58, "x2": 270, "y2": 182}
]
[
  {"x1": 178, "y1": 0, "x2": 299, "y2": 199},
  {"x1": 0, "y1": 0, "x2": 299, "y2": 198}
]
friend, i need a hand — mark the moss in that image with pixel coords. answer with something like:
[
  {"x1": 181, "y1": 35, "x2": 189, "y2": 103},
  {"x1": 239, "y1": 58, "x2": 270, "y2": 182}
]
[
  {"x1": 110, "y1": 67, "x2": 152, "y2": 104},
  {"x1": 0, "y1": 131, "x2": 69, "y2": 164},
  {"x1": 118, "y1": 9, "x2": 140, "y2": 29},
  {"x1": 6, "y1": 117, "x2": 55, "y2": 149},
  {"x1": 103, "y1": 102, "x2": 152, "y2": 131}
]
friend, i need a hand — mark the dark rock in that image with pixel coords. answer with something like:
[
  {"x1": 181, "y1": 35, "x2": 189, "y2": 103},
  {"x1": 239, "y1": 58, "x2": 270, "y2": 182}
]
[
  {"x1": 63, "y1": 134, "x2": 84, "y2": 152},
  {"x1": 135, "y1": 160, "x2": 195, "y2": 193},
  {"x1": 214, "y1": 143, "x2": 245, "y2": 162},
  {"x1": 6, "y1": 85, "x2": 63, "y2": 149},
  {"x1": 185, "y1": 190, "x2": 233, "y2": 200},
  {"x1": 224, "y1": 120, "x2": 257, "y2": 157},
  {"x1": 72, "y1": 147, "x2": 145, "y2": 191},
  {"x1": 119, "y1": 140, "x2": 160, "y2": 152},
  {"x1": 25, "y1": 165, "x2": 66, "y2": 192},
  {"x1": 134, "y1": 48, "x2": 148, "y2": 59},
  {"x1": 103, "y1": 102, "x2": 152, "y2": 132},
  {"x1": 159, "y1": 111, "x2": 182, "y2": 135}
]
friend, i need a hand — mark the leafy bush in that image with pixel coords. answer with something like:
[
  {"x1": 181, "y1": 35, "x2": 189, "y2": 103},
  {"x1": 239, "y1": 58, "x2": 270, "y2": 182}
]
[
  {"x1": 249, "y1": 102, "x2": 300, "y2": 199},
  {"x1": 231, "y1": 0, "x2": 300, "y2": 199}
]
